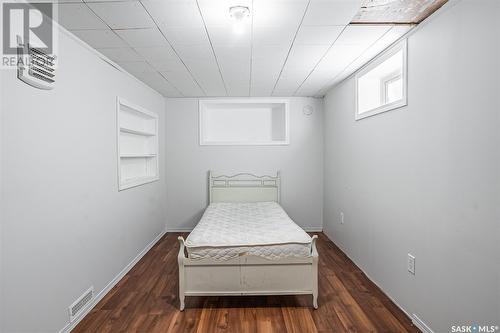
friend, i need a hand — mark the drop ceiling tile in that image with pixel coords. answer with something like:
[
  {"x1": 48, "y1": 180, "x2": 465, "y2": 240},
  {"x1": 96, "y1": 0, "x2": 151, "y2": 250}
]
[
  {"x1": 335, "y1": 25, "x2": 391, "y2": 46},
  {"x1": 280, "y1": 66, "x2": 311, "y2": 82},
  {"x1": 175, "y1": 43, "x2": 214, "y2": 60},
  {"x1": 252, "y1": 45, "x2": 289, "y2": 62},
  {"x1": 161, "y1": 26, "x2": 209, "y2": 46},
  {"x1": 97, "y1": 47, "x2": 143, "y2": 61},
  {"x1": 115, "y1": 28, "x2": 168, "y2": 47},
  {"x1": 181, "y1": 59, "x2": 226, "y2": 96},
  {"x1": 182, "y1": 56, "x2": 218, "y2": 73},
  {"x1": 220, "y1": 63, "x2": 250, "y2": 84},
  {"x1": 315, "y1": 25, "x2": 391, "y2": 73},
  {"x1": 71, "y1": 29, "x2": 128, "y2": 48},
  {"x1": 216, "y1": 45, "x2": 251, "y2": 83},
  {"x1": 251, "y1": 68, "x2": 281, "y2": 86},
  {"x1": 316, "y1": 43, "x2": 365, "y2": 73},
  {"x1": 295, "y1": 25, "x2": 344, "y2": 45},
  {"x1": 161, "y1": 70, "x2": 204, "y2": 96},
  {"x1": 149, "y1": 57, "x2": 185, "y2": 72},
  {"x1": 184, "y1": 57, "x2": 226, "y2": 96},
  {"x1": 206, "y1": 25, "x2": 251, "y2": 46},
  {"x1": 134, "y1": 46, "x2": 177, "y2": 62},
  {"x1": 142, "y1": 0, "x2": 204, "y2": 27},
  {"x1": 295, "y1": 70, "x2": 334, "y2": 96},
  {"x1": 253, "y1": 0, "x2": 308, "y2": 28},
  {"x1": 252, "y1": 26, "x2": 296, "y2": 46},
  {"x1": 203, "y1": 85, "x2": 227, "y2": 96},
  {"x1": 251, "y1": 45, "x2": 288, "y2": 92},
  {"x1": 161, "y1": 91, "x2": 183, "y2": 97},
  {"x1": 294, "y1": 87, "x2": 323, "y2": 97},
  {"x1": 214, "y1": 45, "x2": 250, "y2": 61},
  {"x1": 225, "y1": 80, "x2": 250, "y2": 96},
  {"x1": 116, "y1": 61, "x2": 156, "y2": 76},
  {"x1": 196, "y1": 76, "x2": 227, "y2": 96},
  {"x1": 250, "y1": 82, "x2": 274, "y2": 97},
  {"x1": 36, "y1": 0, "x2": 82, "y2": 2},
  {"x1": 357, "y1": 25, "x2": 412, "y2": 57},
  {"x1": 134, "y1": 71, "x2": 181, "y2": 96},
  {"x1": 286, "y1": 44, "x2": 329, "y2": 69},
  {"x1": 87, "y1": 1, "x2": 155, "y2": 29},
  {"x1": 251, "y1": 58, "x2": 284, "y2": 84},
  {"x1": 278, "y1": 64, "x2": 311, "y2": 87},
  {"x1": 303, "y1": 0, "x2": 361, "y2": 26},
  {"x1": 273, "y1": 69, "x2": 309, "y2": 96},
  {"x1": 308, "y1": 69, "x2": 340, "y2": 84},
  {"x1": 328, "y1": 25, "x2": 413, "y2": 87},
  {"x1": 84, "y1": 0, "x2": 132, "y2": 2},
  {"x1": 58, "y1": 3, "x2": 107, "y2": 30},
  {"x1": 272, "y1": 85, "x2": 298, "y2": 97},
  {"x1": 197, "y1": 0, "x2": 244, "y2": 27}
]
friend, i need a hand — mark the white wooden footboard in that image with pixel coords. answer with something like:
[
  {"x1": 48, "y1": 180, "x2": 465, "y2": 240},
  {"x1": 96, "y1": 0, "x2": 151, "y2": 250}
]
[{"x1": 177, "y1": 235, "x2": 319, "y2": 310}]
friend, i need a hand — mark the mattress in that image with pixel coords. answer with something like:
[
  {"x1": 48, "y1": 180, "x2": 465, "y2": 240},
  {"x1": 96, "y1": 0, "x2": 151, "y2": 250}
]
[{"x1": 185, "y1": 202, "x2": 312, "y2": 261}]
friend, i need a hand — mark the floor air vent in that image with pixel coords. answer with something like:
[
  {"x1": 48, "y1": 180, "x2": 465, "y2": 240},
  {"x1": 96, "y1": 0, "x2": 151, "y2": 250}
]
[{"x1": 68, "y1": 287, "x2": 94, "y2": 322}]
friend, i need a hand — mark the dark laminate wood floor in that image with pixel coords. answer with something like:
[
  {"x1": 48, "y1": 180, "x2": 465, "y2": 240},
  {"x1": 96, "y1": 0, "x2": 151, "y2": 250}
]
[{"x1": 73, "y1": 233, "x2": 420, "y2": 333}]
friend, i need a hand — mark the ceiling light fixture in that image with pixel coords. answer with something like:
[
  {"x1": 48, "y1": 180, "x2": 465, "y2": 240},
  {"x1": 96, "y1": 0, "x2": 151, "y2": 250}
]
[
  {"x1": 229, "y1": 6, "x2": 250, "y2": 21},
  {"x1": 229, "y1": 5, "x2": 250, "y2": 34}
]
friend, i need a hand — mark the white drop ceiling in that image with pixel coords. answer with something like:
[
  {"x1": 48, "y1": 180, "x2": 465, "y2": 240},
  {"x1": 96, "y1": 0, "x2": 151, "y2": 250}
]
[{"x1": 55, "y1": 0, "x2": 415, "y2": 97}]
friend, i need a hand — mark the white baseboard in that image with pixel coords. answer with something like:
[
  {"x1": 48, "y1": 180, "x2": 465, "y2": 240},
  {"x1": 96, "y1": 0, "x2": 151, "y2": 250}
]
[
  {"x1": 167, "y1": 227, "x2": 323, "y2": 233},
  {"x1": 412, "y1": 314, "x2": 435, "y2": 333},
  {"x1": 58, "y1": 227, "x2": 167, "y2": 333},
  {"x1": 303, "y1": 227, "x2": 323, "y2": 232},
  {"x1": 321, "y1": 232, "x2": 434, "y2": 333},
  {"x1": 166, "y1": 228, "x2": 194, "y2": 232}
]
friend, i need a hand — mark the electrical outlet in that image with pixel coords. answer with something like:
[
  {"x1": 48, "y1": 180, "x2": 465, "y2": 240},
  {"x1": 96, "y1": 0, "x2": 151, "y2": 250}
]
[
  {"x1": 340, "y1": 212, "x2": 344, "y2": 224},
  {"x1": 408, "y1": 254, "x2": 415, "y2": 275}
]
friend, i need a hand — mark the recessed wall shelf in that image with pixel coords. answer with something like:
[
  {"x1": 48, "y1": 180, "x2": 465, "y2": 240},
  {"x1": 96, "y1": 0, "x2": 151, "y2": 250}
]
[
  {"x1": 117, "y1": 97, "x2": 159, "y2": 191},
  {"x1": 120, "y1": 154, "x2": 157, "y2": 158},
  {"x1": 199, "y1": 99, "x2": 290, "y2": 146},
  {"x1": 120, "y1": 127, "x2": 156, "y2": 137}
]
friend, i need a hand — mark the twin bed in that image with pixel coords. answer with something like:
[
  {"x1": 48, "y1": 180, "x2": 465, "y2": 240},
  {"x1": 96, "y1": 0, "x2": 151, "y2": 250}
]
[{"x1": 177, "y1": 171, "x2": 319, "y2": 310}]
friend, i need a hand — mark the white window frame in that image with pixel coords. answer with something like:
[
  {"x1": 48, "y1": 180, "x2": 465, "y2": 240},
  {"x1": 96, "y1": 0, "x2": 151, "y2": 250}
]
[
  {"x1": 381, "y1": 72, "x2": 402, "y2": 105},
  {"x1": 355, "y1": 39, "x2": 408, "y2": 120}
]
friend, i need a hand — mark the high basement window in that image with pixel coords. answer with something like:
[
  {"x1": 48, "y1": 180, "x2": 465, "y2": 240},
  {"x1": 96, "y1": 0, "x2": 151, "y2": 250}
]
[
  {"x1": 199, "y1": 99, "x2": 289, "y2": 145},
  {"x1": 356, "y1": 39, "x2": 407, "y2": 120}
]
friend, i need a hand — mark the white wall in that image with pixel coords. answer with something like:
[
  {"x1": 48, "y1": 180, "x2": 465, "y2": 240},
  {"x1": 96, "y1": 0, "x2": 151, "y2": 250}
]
[
  {"x1": 0, "y1": 55, "x2": 4, "y2": 333},
  {"x1": 0, "y1": 29, "x2": 166, "y2": 332},
  {"x1": 165, "y1": 97, "x2": 324, "y2": 231},
  {"x1": 323, "y1": 1, "x2": 500, "y2": 332}
]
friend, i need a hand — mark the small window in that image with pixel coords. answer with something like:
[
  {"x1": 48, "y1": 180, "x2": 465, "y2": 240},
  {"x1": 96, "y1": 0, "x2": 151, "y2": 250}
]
[
  {"x1": 199, "y1": 99, "x2": 289, "y2": 145},
  {"x1": 356, "y1": 40, "x2": 407, "y2": 120},
  {"x1": 117, "y1": 98, "x2": 159, "y2": 191}
]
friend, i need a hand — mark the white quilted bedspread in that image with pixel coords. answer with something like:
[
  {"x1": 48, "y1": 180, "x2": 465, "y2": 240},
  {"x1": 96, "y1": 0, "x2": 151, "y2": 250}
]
[{"x1": 185, "y1": 202, "x2": 312, "y2": 261}]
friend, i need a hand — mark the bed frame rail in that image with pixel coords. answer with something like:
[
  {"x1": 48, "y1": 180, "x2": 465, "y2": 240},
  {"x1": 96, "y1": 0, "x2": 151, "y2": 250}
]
[{"x1": 177, "y1": 235, "x2": 319, "y2": 310}]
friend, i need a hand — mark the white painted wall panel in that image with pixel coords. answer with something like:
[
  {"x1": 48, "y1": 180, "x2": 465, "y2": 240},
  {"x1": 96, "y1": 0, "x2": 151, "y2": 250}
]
[
  {"x1": 165, "y1": 97, "x2": 324, "y2": 232},
  {"x1": 0, "y1": 29, "x2": 166, "y2": 332},
  {"x1": 323, "y1": 1, "x2": 500, "y2": 332}
]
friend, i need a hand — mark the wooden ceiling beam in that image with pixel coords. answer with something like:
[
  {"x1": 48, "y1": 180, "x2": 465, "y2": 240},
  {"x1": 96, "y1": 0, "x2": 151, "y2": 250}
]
[{"x1": 350, "y1": 0, "x2": 449, "y2": 25}]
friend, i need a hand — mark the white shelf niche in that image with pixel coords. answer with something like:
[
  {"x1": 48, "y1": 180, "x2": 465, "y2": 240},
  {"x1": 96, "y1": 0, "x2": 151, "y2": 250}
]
[
  {"x1": 199, "y1": 99, "x2": 290, "y2": 146},
  {"x1": 117, "y1": 97, "x2": 159, "y2": 191}
]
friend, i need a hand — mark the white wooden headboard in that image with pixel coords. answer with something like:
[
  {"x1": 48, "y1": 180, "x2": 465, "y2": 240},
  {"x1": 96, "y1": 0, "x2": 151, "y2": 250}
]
[{"x1": 209, "y1": 171, "x2": 281, "y2": 204}]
